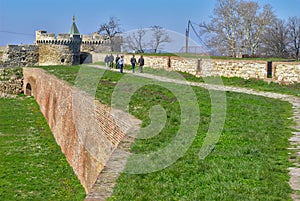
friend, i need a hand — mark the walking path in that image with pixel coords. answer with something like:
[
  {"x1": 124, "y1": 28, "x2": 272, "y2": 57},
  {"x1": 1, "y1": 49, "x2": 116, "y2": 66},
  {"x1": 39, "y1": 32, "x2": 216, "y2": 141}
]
[{"x1": 86, "y1": 64, "x2": 300, "y2": 201}]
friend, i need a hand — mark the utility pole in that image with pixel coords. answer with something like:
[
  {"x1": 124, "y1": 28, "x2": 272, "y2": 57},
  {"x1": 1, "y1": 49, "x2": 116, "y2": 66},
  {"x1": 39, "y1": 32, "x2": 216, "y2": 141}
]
[{"x1": 186, "y1": 20, "x2": 191, "y2": 54}]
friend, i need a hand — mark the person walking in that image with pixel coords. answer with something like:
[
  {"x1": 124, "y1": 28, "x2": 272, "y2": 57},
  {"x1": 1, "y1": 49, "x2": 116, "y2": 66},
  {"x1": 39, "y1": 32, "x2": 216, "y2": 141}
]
[
  {"x1": 138, "y1": 55, "x2": 144, "y2": 73},
  {"x1": 109, "y1": 54, "x2": 114, "y2": 68},
  {"x1": 115, "y1": 54, "x2": 120, "y2": 69},
  {"x1": 130, "y1": 54, "x2": 137, "y2": 73},
  {"x1": 104, "y1": 55, "x2": 109, "y2": 69},
  {"x1": 118, "y1": 55, "x2": 124, "y2": 73}
]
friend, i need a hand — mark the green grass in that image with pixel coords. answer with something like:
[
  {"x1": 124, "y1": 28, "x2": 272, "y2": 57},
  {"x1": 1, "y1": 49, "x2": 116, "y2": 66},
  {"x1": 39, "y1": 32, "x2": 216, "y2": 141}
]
[
  {"x1": 137, "y1": 66, "x2": 300, "y2": 98},
  {"x1": 34, "y1": 65, "x2": 80, "y2": 85},
  {"x1": 111, "y1": 76, "x2": 294, "y2": 201},
  {"x1": 178, "y1": 71, "x2": 300, "y2": 97},
  {"x1": 125, "y1": 65, "x2": 300, "y2": 97},
  {"x1": 91, "y1": 62, "x2": 300, "y2": 97},
  {"x1": 37, "y1": 65, "x2": 295, "y2": 200},
  {"x1": 0, "y1": 96, "x2": 86, "y2": 201}
]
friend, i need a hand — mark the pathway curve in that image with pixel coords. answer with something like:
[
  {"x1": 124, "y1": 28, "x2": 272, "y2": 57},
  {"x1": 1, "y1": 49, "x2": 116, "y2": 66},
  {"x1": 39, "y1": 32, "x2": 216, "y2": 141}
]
[{"x1": 87, "y1": 65, "x2": 300, "y2": 200}]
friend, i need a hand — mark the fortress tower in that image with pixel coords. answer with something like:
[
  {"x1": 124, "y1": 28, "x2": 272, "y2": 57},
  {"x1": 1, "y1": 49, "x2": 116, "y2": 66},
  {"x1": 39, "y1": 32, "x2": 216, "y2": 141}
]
[
  {"x1": 35, "y1": 16, "x2": 82, "y2": 66},
  {"x1": 0, "y1": 16, "x2": 125, "y2": 67},
  {"x1": 1, "y1": 16, "x2": 121, "y2": 67}
]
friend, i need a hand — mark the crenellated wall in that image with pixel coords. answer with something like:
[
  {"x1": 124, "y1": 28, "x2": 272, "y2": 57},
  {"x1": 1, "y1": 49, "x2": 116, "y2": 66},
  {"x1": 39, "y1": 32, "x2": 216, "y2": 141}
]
[
  {"x1": 92, "y1": 53, "x2": 300, "y2": 84},
  {"x1": 22, "y1": 68, "x2": 140, "y2": 193},
  {"x1": 1, "y1": 30, "x2": 116, "y2": 67},
  {"x1": 81, "y1": 33, "x2": 110, "y2": 53},
  {"x1": 35, "y1": 31, "x2": 82, "y2": 66},
  {"x1": 35, "y1": 31, "x2": 113, "y2": 66}
]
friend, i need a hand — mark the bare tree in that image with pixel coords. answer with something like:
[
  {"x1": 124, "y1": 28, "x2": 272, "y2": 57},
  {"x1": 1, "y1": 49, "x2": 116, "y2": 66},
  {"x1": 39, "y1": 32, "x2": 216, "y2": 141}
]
[
  {"x1": 238, "y1": 1, "x2": 259, "y2": 55},
  {"x1": 200, "y1": 0, "x2": 275, "y2": 57},
  {"x1": 200, "y1": 0, "x2": 240, "y2": 57},
  {"x1": 287, "y1": 16, "x2": 300, "y2": 60},
  {"x1": 123, "y1": 28, "x2": 147, "y2": 52},
  {"x1": 262, "y1": 19, "x2": 289, "y2": 58},
  {"x1": 150, "y1": 26, "x2": 171, "y2": 53},
  {"x1": 97, "y1": 17, "x2": 122, "y2": 52},
  {"x1": 239, "y1": 3, "x2": 275, "y2": 55}
]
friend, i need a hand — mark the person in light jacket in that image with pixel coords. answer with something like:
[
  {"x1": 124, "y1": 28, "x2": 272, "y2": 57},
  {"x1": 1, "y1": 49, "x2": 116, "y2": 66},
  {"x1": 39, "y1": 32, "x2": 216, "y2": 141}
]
[
  {"x1": 118, "y1": 55, "x2": 124, "y2": 73},
  {"x1": 104, "y1": 55, "x2": 109, "y2": 69}
]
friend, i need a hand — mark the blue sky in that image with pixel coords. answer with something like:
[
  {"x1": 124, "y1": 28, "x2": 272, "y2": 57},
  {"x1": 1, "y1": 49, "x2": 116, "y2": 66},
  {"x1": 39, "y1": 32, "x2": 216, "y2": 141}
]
[{"x1": 0, "y1": 0, "x2": 299, "y2": 46}]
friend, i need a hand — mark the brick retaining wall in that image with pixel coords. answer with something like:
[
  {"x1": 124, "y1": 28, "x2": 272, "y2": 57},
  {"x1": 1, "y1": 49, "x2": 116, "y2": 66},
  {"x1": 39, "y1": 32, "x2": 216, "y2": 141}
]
[{"x1": 23, "y1": 68, "x2": 141, "y2": 193}]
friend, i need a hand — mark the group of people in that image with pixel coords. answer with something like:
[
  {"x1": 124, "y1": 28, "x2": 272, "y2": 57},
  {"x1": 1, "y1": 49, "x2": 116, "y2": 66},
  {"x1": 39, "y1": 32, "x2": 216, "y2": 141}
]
[{"x1": 104, "y1": 54, "x2": 144, "y2": 74}]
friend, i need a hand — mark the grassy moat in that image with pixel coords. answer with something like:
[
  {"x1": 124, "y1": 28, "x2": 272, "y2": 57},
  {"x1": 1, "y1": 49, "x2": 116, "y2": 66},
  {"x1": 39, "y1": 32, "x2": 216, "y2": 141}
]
[
  {"x1": 1, "y1": 65, "x2": 299, "y2": 200},
  {"x1": 0, "y1": 96, "x2": 86, "y2": 200}
]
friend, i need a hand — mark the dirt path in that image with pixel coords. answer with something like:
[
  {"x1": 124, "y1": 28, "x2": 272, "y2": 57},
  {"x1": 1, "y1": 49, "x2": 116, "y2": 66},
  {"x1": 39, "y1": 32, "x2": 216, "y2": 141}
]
[{"x1": 87, "y1": 65, "x2": 300, "y2": 200}]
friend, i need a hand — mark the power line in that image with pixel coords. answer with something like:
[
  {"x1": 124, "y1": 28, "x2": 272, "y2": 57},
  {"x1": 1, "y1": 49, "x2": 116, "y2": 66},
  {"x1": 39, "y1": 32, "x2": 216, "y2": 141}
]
[
  {"x1": 189, "y1": 21, "x2": 209, "y2": 50},
  {"x1": 0, "y1": 31, "x2": 34, "y2": 36}
]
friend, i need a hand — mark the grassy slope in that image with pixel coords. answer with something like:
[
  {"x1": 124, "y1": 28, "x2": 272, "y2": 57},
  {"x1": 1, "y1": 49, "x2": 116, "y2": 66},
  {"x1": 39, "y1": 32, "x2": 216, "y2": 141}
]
[
  {"x1": 177, "y1": 71, "x2": 300, "y2": 97},
  {"x1": 94, "y1": 61, "x2": 300, "y2": 98},
  {"x1": 110, "y1": 76, "x2": 294, "y2": 201},
  {"x1": 0, "y1": 96, "x2": 85, "y2": 200},
  {"x1": 38, "y1": 65, "x2": 295, "y2": 200},
  {"x1": 90, "y1": 64, "x2": 300, "y2": 97},
  {"x1": 137, "y1": 67, "x2": 300, "y2": 97}
]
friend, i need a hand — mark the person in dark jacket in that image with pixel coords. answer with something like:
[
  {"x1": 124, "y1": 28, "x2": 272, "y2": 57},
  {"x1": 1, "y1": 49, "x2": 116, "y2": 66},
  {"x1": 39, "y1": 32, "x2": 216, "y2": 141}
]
[
  {"x1": 138, "y1": 55, "x2": 144, "y2": 73},
  {"x1": 115, "y1": 54, "x2": 120, "y2": 68},
  {"x1": 109, "y1": 54, "x2": 114, "y2": 68},
  {"x1": 130, "y1": 54, "x2": 137, "y2": 73}
]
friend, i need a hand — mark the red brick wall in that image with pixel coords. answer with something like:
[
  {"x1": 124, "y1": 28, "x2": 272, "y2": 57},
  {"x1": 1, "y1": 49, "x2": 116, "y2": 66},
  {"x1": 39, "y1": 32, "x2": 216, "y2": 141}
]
[{"x1": 23, "y1": 68, "x2": 140, "y2": 193}]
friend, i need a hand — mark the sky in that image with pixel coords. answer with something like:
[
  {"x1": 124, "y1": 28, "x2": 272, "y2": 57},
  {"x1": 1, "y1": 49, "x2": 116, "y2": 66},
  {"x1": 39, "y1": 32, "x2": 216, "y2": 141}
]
[{"x1": 0, "y1": 0, "x2": 299, "y2": 48}]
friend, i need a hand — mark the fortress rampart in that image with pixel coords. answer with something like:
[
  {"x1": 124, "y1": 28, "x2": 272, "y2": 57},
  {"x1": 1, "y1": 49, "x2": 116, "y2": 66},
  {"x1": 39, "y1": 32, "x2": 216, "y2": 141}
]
[{"x1": 22, "y1": 68, "x2": 141, "y2": 193}]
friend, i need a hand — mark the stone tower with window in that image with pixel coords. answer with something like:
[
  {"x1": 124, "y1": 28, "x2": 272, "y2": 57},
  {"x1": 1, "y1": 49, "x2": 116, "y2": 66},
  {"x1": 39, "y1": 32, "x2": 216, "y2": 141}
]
[{"x1": 35, "y1": 16, "x2": 82, "y2": 66}]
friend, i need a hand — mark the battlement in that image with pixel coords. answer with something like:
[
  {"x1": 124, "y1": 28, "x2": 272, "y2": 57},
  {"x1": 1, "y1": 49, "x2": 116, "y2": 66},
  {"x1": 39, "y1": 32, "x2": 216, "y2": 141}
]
[
  {"x1": 81, "y1": 33, "x2": 107, "y2": 45},
  {"x1": 35, "y1": 29, "x2": 113, "y2": 47},
  {"x1": 35, "y1": 30, "x2": 82, "y2": 45},
  {"x1": 4, "y1": 44, "x2": 38, "y2": 52}
]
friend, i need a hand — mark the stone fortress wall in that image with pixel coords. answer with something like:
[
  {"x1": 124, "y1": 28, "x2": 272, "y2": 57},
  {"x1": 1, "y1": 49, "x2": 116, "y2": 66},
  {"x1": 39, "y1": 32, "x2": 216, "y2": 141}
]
[
  {"x1": 1, "y1": 45, "x2": 39, "y2": 67},
  {"x1": 0, "y1": 67, "x2": 23, "y2": 97},
  {"x1": 0, "y1": 31, "x2": 112, "y2": 67},
  {"x1": 92, "y1": 53, "x2": 300, "y2": 84},
  {"x1": 81, "y1": 33, "x2": 111, "y2": 53}
]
